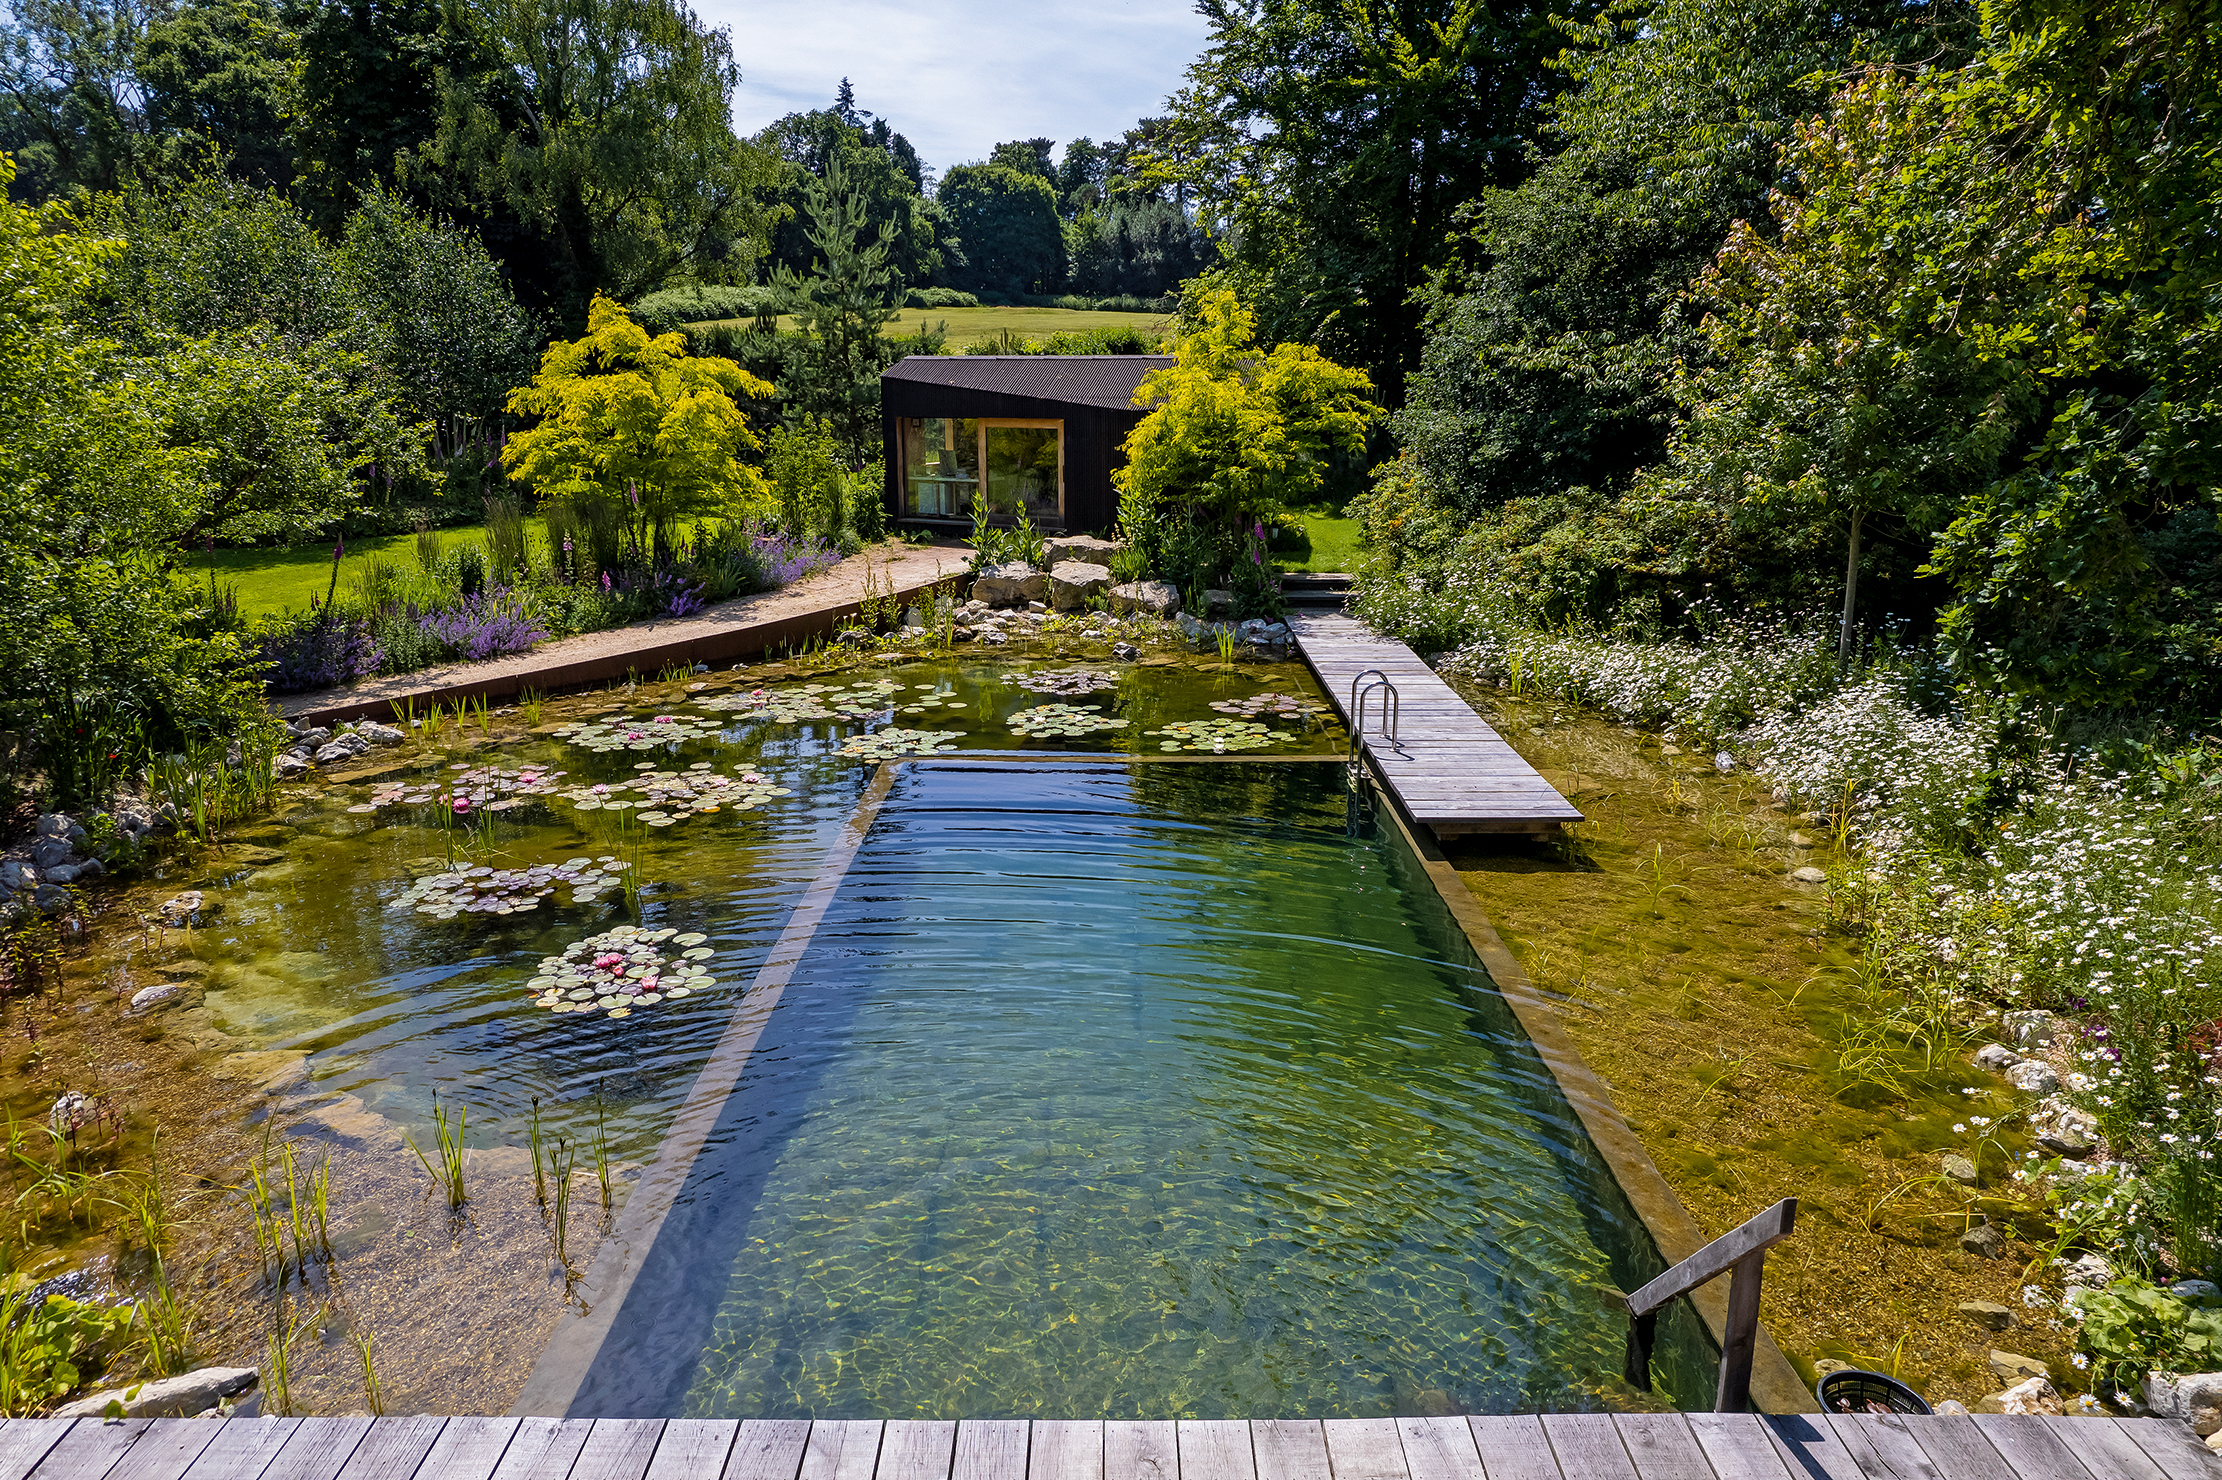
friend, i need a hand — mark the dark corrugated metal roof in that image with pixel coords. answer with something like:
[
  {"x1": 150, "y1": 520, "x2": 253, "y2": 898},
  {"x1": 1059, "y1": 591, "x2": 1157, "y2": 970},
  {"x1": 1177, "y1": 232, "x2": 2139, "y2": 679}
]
[{"x1": 881, "y1": 355, "x2": 1174, "y2": 410}]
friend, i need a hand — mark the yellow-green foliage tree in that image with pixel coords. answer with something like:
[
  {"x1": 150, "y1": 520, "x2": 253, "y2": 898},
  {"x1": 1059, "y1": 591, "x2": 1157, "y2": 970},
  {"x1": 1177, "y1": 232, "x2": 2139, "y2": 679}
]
[
  {"x1": 503, "y1": 293, "x2": 775, "y2": 556},
  {"x1": 1116, "y1": 287, "x2": 1376, "y2": 583}
]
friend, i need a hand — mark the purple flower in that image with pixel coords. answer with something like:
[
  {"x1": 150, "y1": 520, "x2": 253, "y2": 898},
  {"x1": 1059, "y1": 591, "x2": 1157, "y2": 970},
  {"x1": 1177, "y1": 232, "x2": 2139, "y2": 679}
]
[{"x1": 418, "y1": 588, "x2": 550, "y2": 662}]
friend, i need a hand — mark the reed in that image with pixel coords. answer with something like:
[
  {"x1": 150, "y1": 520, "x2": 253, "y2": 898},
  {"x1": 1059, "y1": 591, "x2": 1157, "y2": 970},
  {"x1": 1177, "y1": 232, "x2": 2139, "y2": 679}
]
[
  {"x1": 518, "y1": 687, "x2": 544, "y2": 726},
  {"x1": 1215, "y1": 627, "x2": 1237, "y2": 669},
  {"x1": 591, "y1": 1099, "x2": 613, "y2": 1211},
  {"x1": 550, "y1": 1137, "x2": 575, "y2": 1270},
  {"x1": 528, "y1": 1097, "x2": 549, "y2": 1206},
  {"x1": 137, "y1": 1253, "x2": 194, "y2": 1376},
  {"x1": 264, "y1": 1301, "x2": 313, "y2": 1416},
  {"x1": 404, "y1": 1092, "x2": 468, "y2": 1211},
  {"x1": 353, "y1": 1328, "x2": 385, "y2": 1416}
]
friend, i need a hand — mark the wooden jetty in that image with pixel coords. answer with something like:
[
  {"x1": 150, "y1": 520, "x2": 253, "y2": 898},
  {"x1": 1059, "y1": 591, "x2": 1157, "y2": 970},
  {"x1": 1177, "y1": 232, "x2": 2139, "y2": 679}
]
[
  {"x1": 1288, "y1": 613, "x2": 1582, "y2": 839},
  {"x1": 0, "y1": 1413, "x2": 2208, "y2": 1480}
]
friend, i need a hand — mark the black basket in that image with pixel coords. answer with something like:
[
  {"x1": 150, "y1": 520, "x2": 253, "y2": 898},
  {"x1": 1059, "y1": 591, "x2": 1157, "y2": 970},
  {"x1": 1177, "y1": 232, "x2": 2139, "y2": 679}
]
[{"x1": 1816, "y1": 1369, "x2": 1933, "y2": 1415}]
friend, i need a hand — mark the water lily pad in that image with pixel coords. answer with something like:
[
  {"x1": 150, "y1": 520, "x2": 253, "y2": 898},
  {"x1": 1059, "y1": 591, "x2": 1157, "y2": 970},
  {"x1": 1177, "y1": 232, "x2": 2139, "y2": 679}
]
[
  {"x1": 674, "y1": 931, "x2": 707, "y2": 946},
  {"x1": 1014, "y1": 667, "x2": 1119, "y2": 697},
  {"x1": 838, "y1": 727, "x2": 963, "y2": 761},
  {"x1": 1008, "y1": 704, "x2": 1132, "y2": 742}
]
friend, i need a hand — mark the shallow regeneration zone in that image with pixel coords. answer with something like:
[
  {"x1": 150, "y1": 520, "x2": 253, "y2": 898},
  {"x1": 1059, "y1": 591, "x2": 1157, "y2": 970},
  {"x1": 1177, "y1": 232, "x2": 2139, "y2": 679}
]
[{"x1": 66, "y1": 654, "x2": 1712, "y2": 1419}]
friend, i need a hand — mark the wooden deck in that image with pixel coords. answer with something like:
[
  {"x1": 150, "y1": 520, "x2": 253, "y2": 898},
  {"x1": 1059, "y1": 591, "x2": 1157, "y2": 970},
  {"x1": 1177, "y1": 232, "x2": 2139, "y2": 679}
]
[
  {"x1": 0, "y1": 1414, "x2": 2210, "y2": 1480},
  {"x1": 1287, "y1": 613, "x2": 1582, "y2": 839}
]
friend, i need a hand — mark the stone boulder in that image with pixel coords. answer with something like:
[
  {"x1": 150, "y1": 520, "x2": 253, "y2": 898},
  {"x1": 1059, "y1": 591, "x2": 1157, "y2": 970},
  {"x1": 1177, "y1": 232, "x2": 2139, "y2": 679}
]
[
  {"x1": 1236, "y1": 618, "x2": 1292, "y2": 659},
  {"x1": 1789, "y1": 866, "x2": 1828, "y2": 884},
  {"x1": 1989, "y1": 1350, "x2": 2047, "y2": 1383},
  {"x1": 355, "y1": 721, "x2": 406, "y2": 747},
  {"x1": 2004, "y1": 1009, "x2": 2062, "y2": 1048},
  {"x1": 313, "y1": 733, "x2": 371, "y2": 766},
  {"x1": 1049, "y1": 561, "x2": 1114, "y2": 612},
  {"x1": 0, "y1": 861, "x2": 37, "y2": 892},
  {"x1": 1974, "y1": 1043, "x2": 2023, "y2": 1072},
  {"x1": 31, "y1": 838, "x2": 73, "y2": 869},
  {"x1": 2146, "y1": 1372, "x2": 2222, "y2": 1435},
  {"x1": 1961, "y1": 1222, "x2": 2008, "y2": 1258},
  {"x1": 53, "y1": 1365, "x2": 259, "y2": 1419},
  {"x1": 273, "y1": 753, "x2": 310, "y2": 780},
  {"x1": 2032, "y1": 1097, "x2": 2100, "y2": 1158},
  {"x1": 2007, "y1": 1059, "x2": 2062, "y2": 1095},
  {"x1": 129, "y1": 984, "x2": 183, "y2": 1014},
  {"x1": 972, "y1": 562, "x2": 1047, "y2": 608},
  {"x1": 1979, "y1": 1376, "x2": 2062, "y2": 1416},
  {"x1": 1958, "y1": 1300, "x2": 2013, "y2": 1331},
  {"x1": 1109, "y1": 581, "x2": 1181, "y2": 617},
  {"x1": 1044, "y1": 535, "x2": 1124, "y2": 568}
]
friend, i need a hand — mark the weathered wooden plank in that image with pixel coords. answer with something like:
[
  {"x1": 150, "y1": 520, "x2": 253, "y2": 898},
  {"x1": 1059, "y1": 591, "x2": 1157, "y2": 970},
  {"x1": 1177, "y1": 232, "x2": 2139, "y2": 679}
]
[
  {"x1": 951, "y1": 1423, "x2": 1028, "y2": 1480},
  {"x1": 411, "y1": 1418, "x2": 518, "y2": 1480},
  {"x1": 1103, "y1": 1424, "x2": 1177, "y2": 1480},
  {"x1": 2035, "y1": 1418, "x2": 2165, "y2": 1480},
  {"x1": 798, "y1": 1423, "x2": 883, "y2": 1480},
  {"x1": 1029, "y1": 1424, "x2": 1103, "y2": 1480},
  {"x1": 180, "y1": 1419, "x2": 301, "y2": 1480},
  {"x1": 1173, "y1": 1425, "x2": 1250, "y2": 1480},
  {"x1": 0, "y1": 1424, "x2": 77, "y2": 1480},
  {"x1": 2116, "y1": 1418, "x2": 2222, "y2": 1480},
  {"x1": 262, "y1": 1419, "x2": 374, "y2": 1480},
  {"x1": 1323, "y1": 1420, "x2": 1409, "y2": 1480},
  {"x1": 332, "y1": 1418, "x2": 447, "y2": 1480},
  {"x1": 1899, "y1": 1417, "x2": 2015, "y2": 1480},
  {"x1": 1966, "y1": 1415, "x2": 2098, "y2": 1480},
  {"x1": 877, "y1": 1424, "x2": 957, "y2": 1480},
  {"x1": 1465, "y1": 1415, "x2": 1557, "y2": 1480},
  {"x1": 568, "y1": 1420, "x2": 666, "y2": 1480},
  {"x1": 31, "y1": 1418, "x2": 145, "y2": 1480},
  {"x1": 1824, "y1": 1417, "x2": 1940, "y2": 1480},
  {"x1": 487, "y1": 1419, "x2": 591, "y2": 1480},
  {"x1": 1609, "y1": 1416, "x2": 1710, "y2": 1480},
  {"x1": 659, "y1": 1421, "x2": 742, "y2": 1480},
  {"x1": 1757, "y1": 1415, "x2": 1865, "y2": 1480},
  {"x1": 1687, "y1": 1414, "x2": 1792, "y2": 1480},
  {"x1": 1249, "y1": 1423, "x2": 1327, "y2": 1480},
  {"x1": 1535, "y1": 1416, "x2": 1636, "y2": 1480},
  {"x1": 102, "y1": 1421, "x2": 225, "y2": 1480}
]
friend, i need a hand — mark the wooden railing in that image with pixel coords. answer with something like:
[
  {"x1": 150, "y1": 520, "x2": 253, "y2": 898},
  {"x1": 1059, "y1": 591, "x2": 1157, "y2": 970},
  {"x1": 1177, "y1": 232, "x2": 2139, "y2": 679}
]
[{"x1": 1623, "y1": 1197, "x2": 1798, "y2": 1412}]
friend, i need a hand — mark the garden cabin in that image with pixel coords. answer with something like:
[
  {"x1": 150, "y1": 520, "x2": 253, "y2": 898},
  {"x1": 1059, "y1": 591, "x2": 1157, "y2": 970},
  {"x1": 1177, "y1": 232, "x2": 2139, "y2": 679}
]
[{"x1": 879, "y1": 355, "x2": 1172, "y2": 535}]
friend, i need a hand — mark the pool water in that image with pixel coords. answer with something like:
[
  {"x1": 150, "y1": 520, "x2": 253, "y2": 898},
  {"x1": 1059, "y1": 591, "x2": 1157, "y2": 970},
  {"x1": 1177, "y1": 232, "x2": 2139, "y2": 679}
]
[{"x1": 559, "y1": 761, "x2": 1709, "y2": 1418}]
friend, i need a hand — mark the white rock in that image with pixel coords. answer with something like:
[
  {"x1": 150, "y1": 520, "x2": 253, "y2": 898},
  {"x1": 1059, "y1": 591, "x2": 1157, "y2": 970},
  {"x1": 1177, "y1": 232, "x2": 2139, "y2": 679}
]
[
  {"x1": 1049, "y1": 561, "x2": 1114, "y2": 612},
  {"x1": 971, "y1": 562, "x2": 1047, "y2": 607},
  {"x1": 0, "y1": 861, "x2": 33, "y2": 892},
  {"x1": 273, "y1": 753, "x2": 310, "y2": 779},
  {"x1": 355, "y1": 721, "x2": 405, "y2": 746},
  {"x1": 2032, "y1": 1096, "x2": 2099, "y2": 1157},
  {"x1": 1974, "y1": 1043, "x2": 2025, "y2": 1072},
  {"x1": 52, "y1": 1366, "x2": 259, "y2": 1419},
  {"x1": 1043, "y1": 535, "x2": 1123, "y2": 567},
  {"x1": 48, "y1": 1091, "x2": 96, "y2": 1135},
  {"x1": 2004, "y1": 1009, "x2": 2061, "y2": 1048},
  {"x1": 129, "y1": 984, "x2": 183, "y2": 1013},
  {"x1": 1109, "y1": 581, "x2": 1180, "y2": 617},
  {"x1": 2006, "y1": 1059, "x2": 2062, "y2": 1095},
  {"x1": 1789, "y1": 866, "x2": 1828, "y2": 884},
  {"x1": 2146, "y1": 1371, "x2": 2222, "y2": 1435},
  {"x1": 2176, "y1": 1281, "x2": 2222, "y2": 1301},
  {"x1": 1995, "y1": 1376, "x2": 2064, "y2": 1416}
]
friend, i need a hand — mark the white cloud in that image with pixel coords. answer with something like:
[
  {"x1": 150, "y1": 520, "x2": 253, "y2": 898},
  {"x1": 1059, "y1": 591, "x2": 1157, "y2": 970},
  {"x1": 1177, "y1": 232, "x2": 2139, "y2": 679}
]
[{"x1": 697, "y1": 0, "x2": 1209, "y2": 171}]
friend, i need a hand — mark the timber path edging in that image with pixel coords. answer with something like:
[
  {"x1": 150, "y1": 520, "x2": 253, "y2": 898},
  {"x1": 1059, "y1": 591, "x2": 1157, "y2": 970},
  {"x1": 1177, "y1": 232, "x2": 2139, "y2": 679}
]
[{"x1": 275, "y1": 542, "x2": 970, "y2": 728}]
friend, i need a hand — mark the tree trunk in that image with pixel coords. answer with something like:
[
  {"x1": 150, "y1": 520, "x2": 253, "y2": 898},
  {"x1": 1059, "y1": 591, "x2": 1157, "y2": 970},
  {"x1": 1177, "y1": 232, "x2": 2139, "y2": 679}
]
[{"x1": 1838, "y1": 508, "x2": 1865, "y2": 666}]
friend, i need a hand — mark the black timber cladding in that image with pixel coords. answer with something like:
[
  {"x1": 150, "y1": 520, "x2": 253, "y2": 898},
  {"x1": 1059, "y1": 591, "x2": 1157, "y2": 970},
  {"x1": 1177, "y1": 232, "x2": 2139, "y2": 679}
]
[{"x1": 880, "y1": 355, "x2": 1172, "y2": 533}]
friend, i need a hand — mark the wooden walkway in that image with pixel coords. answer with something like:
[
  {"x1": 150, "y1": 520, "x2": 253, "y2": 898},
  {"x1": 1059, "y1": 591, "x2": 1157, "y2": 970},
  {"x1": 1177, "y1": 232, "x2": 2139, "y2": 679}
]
[
  {"x1": 0, "y1": 1414, "x2": 2210, "y2": 1480},
  {"x1": 1288, "y1": 613, "x2": 1582, "y2": 839}
]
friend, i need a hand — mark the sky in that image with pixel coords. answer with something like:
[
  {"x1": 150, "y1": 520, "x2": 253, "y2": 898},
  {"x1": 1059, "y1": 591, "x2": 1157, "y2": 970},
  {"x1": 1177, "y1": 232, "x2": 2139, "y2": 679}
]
[{"x1": 696, "y1": 0, "x2": 1213, "y2": 173}]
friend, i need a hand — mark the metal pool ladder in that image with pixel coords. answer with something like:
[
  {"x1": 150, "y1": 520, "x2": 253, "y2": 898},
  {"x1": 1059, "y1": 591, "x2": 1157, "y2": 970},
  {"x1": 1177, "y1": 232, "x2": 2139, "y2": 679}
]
[{"x1": 1345, "y1": 670, "x2": 1400, "y2": 831}]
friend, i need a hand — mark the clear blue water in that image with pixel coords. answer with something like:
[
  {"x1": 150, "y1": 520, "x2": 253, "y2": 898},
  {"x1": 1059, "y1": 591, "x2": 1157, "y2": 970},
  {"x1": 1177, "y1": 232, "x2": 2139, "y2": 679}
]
[{"x1": 565, "y1": 761, "x2": 1708, "y2": 1418}]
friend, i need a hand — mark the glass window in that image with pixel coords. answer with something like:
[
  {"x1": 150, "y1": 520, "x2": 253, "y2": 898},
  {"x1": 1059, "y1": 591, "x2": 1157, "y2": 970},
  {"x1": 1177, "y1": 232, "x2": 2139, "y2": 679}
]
[
  {"x1": 902, "y1": 416, "x2": 977, "y2": 519},
  {"x1": 983, "y1": 423, "x2": 1062, "y2": 525}
]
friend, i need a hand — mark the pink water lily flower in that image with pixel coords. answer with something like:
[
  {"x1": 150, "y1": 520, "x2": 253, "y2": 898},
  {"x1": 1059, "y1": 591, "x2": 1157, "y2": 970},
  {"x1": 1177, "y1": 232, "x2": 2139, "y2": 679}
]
[
  {"x1": 594, "y1": 953, "x2": 624, "y2": 969},
  {"x1": 653, "y1": 715, "x2": 675, "y2": 725},
  {"x1": 592, "y1": 783, "x2": 610, "y2": 794},
  {"x1": 452, "y1": 798, "x2": 472, "y2": 813}
]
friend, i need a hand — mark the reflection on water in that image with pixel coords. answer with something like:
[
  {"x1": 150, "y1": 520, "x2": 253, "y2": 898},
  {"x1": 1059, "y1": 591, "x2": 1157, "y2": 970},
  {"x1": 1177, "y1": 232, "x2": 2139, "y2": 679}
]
[{"x1": 571, "y1": 762, "x2": 1704, "y2": 1418}]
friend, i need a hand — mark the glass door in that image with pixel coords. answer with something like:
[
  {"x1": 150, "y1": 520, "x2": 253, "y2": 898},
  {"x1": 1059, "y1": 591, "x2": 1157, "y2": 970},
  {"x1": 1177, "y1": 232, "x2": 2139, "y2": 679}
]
[{"x1": 982, "y1": 422, "x2": 1063, "y2": 526}]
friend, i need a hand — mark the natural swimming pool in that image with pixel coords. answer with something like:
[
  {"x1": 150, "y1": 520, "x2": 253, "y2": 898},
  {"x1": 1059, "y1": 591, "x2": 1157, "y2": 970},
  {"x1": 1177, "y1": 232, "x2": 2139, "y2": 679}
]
[{"x1": 104, "y1": 655, "x2": 1713, "y2": 1415}]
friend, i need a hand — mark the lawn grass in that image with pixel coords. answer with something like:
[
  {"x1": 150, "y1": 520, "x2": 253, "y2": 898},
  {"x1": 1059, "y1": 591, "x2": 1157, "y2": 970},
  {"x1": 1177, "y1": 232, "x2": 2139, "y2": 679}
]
[
  {"x1": 1289, "y1": 513, "x2": 1365, "y2": 573},
  {"x1": 699, "y1": 305, "x2": 1177, "y2": 351},
  {"x1": 201, "y1": 521, "x2": 548, "y2": 620}
]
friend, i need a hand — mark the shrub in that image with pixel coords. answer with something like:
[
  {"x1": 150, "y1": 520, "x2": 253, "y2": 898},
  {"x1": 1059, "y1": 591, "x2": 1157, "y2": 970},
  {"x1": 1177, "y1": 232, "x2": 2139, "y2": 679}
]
[
  {"x1": 418, "y1": 589, "x2": 549, "y2": 662},
  {"x1": 630, "y1": 285, "x2": 785, "y2": 333},
  {"x1": 257, "y1": 612, "x2": 382, "y2": 693},
  {"x1": 905, "y1": 287, "x2": 978, "y2": 309}
]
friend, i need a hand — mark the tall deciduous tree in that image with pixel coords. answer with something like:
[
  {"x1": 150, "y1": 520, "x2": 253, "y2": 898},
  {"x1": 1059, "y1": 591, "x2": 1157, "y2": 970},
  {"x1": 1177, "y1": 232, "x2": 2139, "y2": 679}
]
[
  {"x1": 938, "y1": 162, "x2": 1062, "y2": 296},
  {"x1": 756, "y1": 94, "x2": 947, "y2": 289},
  {"x1": 1156, "y1": 0, "x2": 1588, "y2": 401},
  {"x1": 405, "y1": 0, "x2": 779, "y2": 326}
]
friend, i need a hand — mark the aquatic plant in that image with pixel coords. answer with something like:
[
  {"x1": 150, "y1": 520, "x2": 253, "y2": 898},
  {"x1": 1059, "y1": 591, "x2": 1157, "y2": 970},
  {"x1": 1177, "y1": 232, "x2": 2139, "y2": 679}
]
[
  {"x1": 1013, "y1": 668, "x2": 1120, "y2": 697},
  {"x1": 353, "y1": 1328, "x2": 385, "y2": 1416},
  {"x1": 837, "y1": 729, "x2": 961, "y2": 761},
  {"x1": 390, "y1": 856, "x2": 630, "y2": 918},
  {"x1": 1215, "y1": 627, "x2": 1238, "y2": 669},
  {"x1": 518, "y1": 687, "x2": 545, "y2": 725},
  {"x1": 263, "y1": 1301, "x2": 315, "y2": 1416},
  {"x1": 354, "y1": 762, "x2": 566, "y2": 816},
  {"x1": 556, "y1": 766, "x2": 789, "y2": 822},
  {"x1": 550, "y1": 1137, "x2": 575, "y2": 1270},
  {"x1": 1210, "y1": 691, "x2": 1329, "y2": 721},
  {"x1": 528, "y1": 925, "x2": 715, "y2": 1019},
  {"x1": 406, "y1": 1093, "x2": 468, "y2": 1211},
  {"x1": 1145, "y1": 718, "x2": 1295, "y2": 752},
  {"x1": 694, "y1": 680, "x2": 902, "y2": 724},
  {"x1": 893, "y1": 683, "x2": 965, "y2": 717},
  {"x1": 135, "y1": 1254, "x2": 193, "y2": 1377},
  {"x1": 1008, "y1": 705, "x2": 1132, "y2": 742},
  {"x1": 550, "y1": 713, "x2": 723, "y2": 752},
  {"x1": 591, "y1": 1100, "x2": 614, "y2": 1212},
  {"x1": 529, "y1": 1098, "x2": 549, "y2": 1207}
]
